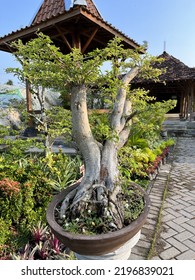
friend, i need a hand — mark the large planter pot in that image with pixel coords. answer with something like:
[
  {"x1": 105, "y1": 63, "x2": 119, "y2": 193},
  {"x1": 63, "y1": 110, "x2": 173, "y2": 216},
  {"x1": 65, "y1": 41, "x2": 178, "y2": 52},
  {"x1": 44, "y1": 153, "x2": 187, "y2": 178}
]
[{"x1": 46, "y1": 182, "x2": 150, "y2": 259}]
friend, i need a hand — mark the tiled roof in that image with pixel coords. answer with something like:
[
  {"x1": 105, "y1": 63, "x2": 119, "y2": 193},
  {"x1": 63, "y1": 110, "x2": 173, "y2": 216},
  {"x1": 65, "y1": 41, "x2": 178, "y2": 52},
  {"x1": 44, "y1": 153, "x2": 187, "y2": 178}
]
[
  {"x1": 32, "y1": 0, "x2": 65, "y2": 24},
  {"x1": 134, "y1": 51, "x2": 195, "y2": 84},
  {"x1": 32, "y1": 0, "x2": 102, "y2": 24},
  {"x1": 157, "y1": 51, "x2": 195, "y2": 81},
  {"x1": 0, "y1": 0, "x2": 140, "y2": 54},
  {"x1": 86, "y1": 0, "x2": 102, "y2": 19}
]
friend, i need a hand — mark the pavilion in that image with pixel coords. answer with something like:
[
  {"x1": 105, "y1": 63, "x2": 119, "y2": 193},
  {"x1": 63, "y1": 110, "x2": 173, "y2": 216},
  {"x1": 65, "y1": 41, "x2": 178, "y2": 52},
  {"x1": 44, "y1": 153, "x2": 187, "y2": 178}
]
[
  {"x1": 0, "y1": 0, "x2": 140, "y2": 54},
  {"x1": 0, "y1": 0, "x2": 141, "y2": 114},
  {"x1": 132, "y1": 51, "x2": 195, "y2": 120}
]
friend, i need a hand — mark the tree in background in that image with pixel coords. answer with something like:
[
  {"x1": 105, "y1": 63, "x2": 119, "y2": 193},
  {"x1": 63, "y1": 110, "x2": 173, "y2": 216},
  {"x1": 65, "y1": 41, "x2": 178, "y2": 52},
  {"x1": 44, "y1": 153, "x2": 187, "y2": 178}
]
[{"x1": 6, "y1": 80, "x2": 13, "y2": 86}]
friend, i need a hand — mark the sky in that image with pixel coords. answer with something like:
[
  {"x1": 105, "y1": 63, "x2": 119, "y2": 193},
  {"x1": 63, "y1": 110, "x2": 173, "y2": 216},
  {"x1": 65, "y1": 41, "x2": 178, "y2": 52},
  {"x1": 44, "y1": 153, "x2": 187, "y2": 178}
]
[{"x1": 1, "y1": 0, "x2": 195, "y2": 85}]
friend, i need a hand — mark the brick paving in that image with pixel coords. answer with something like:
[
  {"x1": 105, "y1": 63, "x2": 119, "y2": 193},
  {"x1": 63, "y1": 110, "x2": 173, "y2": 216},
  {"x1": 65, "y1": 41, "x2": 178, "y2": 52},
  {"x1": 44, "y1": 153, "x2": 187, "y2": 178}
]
[{"x1": 129, "y1": 137, "x2": 195, "y2": 260}]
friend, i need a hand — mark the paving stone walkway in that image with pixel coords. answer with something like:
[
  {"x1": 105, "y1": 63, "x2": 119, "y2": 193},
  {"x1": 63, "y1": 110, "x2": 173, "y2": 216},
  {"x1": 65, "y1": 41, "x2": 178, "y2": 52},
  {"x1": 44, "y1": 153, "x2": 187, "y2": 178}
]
[{"x1": 129, "y1": 137, "x2": 195, "y2": 260}]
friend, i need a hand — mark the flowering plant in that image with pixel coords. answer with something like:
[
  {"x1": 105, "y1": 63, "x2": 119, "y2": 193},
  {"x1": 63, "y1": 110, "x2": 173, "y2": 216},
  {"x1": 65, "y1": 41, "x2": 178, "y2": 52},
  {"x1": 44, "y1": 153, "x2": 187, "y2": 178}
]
[{"x1": 0, "y1": 178, "x2": 20, "y2": 197}]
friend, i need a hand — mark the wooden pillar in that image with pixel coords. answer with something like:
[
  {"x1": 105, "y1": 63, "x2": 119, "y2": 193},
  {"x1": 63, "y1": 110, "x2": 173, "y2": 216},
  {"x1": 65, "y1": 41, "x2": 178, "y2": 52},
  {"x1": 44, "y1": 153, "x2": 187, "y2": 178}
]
[
  {"x1": 72, "y1": 30, "x2": 81, "y2": 50},
  {"x1": 189, "y1": 82, "x2": 193, "y2": 121},
  {"x1": 183, "y1": 90, "x2": 188, "y2": 119},
  {"x1": 186, "y1": 88, "x2": 190, "y2": 119},
  {"x1": 26, "y1": 80, "x2": 33, "y2": 127},
  {"x1": 180, "y1": 92, "x2": 184, "y2": 118},
  {"x1": 193, "y1": 83, "x2": 195, "y2": 112},
  {"x1": 191, "y1": 82, "x2": 195, "y2": 121},
  {"x1": 183, "y1": 92, "x2": 186, "y2": 119}
]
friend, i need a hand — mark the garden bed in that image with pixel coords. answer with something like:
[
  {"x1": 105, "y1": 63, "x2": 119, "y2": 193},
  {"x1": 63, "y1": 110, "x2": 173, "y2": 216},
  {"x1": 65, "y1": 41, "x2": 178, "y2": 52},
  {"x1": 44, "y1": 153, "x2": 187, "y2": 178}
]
[{"x1": 0, "y1": 132, "x2": 174, "y2": 260}]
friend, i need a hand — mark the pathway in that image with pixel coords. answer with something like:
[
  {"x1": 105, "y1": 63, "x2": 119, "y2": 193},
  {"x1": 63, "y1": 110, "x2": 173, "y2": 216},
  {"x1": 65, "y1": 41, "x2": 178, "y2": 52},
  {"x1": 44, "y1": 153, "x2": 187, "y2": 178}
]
[{"x1": 129, "y1": 137, "x2": 195, "y2": 260}]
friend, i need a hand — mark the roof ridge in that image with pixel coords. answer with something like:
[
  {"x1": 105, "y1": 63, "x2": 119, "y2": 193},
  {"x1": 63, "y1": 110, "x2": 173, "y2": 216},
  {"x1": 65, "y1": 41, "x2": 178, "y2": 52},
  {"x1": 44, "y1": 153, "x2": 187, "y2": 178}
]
[
  {"x1": 32, "y1": 0, "x2": 65, "y2": 24},
  {"x1": 159, "y1": 51, "x2": 191, "y2": 69}
]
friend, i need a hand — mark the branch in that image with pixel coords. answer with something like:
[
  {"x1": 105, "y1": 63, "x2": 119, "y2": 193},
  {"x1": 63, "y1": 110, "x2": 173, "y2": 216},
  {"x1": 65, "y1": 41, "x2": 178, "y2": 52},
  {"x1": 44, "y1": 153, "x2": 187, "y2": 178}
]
[
  {"x1": 111, "y1": 67, "x2": 139, "y2": 133},
  {"x1": 125, "y1": 110, "x2": 138, "y2": 123},
  {"x1": 122, "y1": 66, "x2": 140, "y2": 86},
  {"x1": 28, "y1": 113, "x2": 44, "y2": 126},
  {"x1": 118, "y1": 110, "x2": 138, "y2": 149},
  {"x1": 3, "y1": 42, "x2": 24, "y2": 66}
]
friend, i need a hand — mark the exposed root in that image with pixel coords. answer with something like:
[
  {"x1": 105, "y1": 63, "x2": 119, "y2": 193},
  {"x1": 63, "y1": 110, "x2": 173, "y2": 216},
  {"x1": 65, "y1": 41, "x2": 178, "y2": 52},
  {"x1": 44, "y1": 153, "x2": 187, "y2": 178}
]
[
  {"x1": 59, "y1": 182, "x2": 124, "y2": 231},
  {"x1": 108, "y1": 198, "x2": 124, "y2": 229},
  {"x1": 70, "y1": 182, "x2": 92, "y2": 210},
  {"x1": 57, "y1": 181, "x2": 145, "y2": 235},
  {"x1": 60, "y1": 188, "x2": 77, "y2": 218}
]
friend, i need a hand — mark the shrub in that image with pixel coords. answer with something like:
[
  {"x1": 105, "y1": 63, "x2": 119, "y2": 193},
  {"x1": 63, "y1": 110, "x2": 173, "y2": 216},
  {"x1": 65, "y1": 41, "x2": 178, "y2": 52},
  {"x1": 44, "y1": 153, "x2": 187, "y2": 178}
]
[
  {"x1": 0, "y1": 142, "x2": 81, "y2": 252},
  {"x1": 119, "y1": 138, "x2": 175, "y2": 182},
  {"x1": 0, "y1": 179, "x2": 23, "y2": 224},
  {"x1": 0, "y1": 218, "x2": 11, "y2": 246}
]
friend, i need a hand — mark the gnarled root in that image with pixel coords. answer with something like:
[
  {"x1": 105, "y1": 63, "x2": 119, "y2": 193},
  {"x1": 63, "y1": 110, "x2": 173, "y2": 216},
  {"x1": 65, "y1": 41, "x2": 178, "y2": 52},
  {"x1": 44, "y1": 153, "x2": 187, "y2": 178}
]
[
  {"x1": 59, "y1": 181, "x2": 124, "y2": 232},
  {"x1": 60, "y1": 188, "x2": 77, "y2": 218}
]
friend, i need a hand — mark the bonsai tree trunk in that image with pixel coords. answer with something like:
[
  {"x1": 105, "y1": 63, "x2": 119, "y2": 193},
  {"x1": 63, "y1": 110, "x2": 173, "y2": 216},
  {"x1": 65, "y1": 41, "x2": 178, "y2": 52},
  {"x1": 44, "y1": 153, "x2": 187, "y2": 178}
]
[
  {"x1": 71, "y1": 84, "x2": 101, "y2": 202},
  {"x1": 60, "y1": 67, "x2": 139, "y2": 229}
]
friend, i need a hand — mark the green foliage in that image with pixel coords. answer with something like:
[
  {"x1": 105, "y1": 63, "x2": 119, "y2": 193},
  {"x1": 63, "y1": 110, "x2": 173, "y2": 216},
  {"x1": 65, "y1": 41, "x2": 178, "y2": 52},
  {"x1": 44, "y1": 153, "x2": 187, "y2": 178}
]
[
  {"x1": 119, "y1": 137, "x2": 175, "y2": 181},
  {"x1": 0, "y1": 179, "x2": 22, "y2": 223},
  {"x1": 7, "y1": 33, "x2": 164, "y2": 110},
  {"x1": 130, "y1": 100, "x2": 176, "y2": 146},
  {"x1": 6, "y1": 80, "x2": 14, "y2": 86},
  {"x1": 0, "y1": 137, "x2": 41, "y2": 161},
  {"x1": 7, "y1": 32, "x2": 103, "y2": 90},
  {"x1": 127, "y1": 135, "x2": 149, "y2": 149},
  {"x1": 162, "y1": 138, "x2": 175, "y2": 147},
  {"x1": 119, "y1": 146, "x2": 149, "y2": 179},
  {"x1": 35, "y1": 107, "x2": 73, "y2": 148},
  {"x1": 63, "y1": 215, "x2": 109, "y2": 235},
  {"x1": 0, "y1": 137, "x2": 81, "y2": 252},
  {"x1": 87, "y1": 96, "x2": 175, "y2": 182},
  {"x1": 45, "y1": 107, "x2": 72, "y2": 142},
  {"x1": 122, "y1": 185, "x2": 145, "y2": 224},
  {"x1": 0, "y1": 218, "x2": 12, "y2": 246},
  {"x1": 0, "y1": 126, "x2": 10, "y2": 137},
  {"x1": 43, "y1": 153, "x2": 81, "y2": 193},
  {"x1": 0, "y1": 105, "x2": 73, "y2": 156},
  {"x1": 89, "y1": 112, "x2": 117, "y2": 143}
]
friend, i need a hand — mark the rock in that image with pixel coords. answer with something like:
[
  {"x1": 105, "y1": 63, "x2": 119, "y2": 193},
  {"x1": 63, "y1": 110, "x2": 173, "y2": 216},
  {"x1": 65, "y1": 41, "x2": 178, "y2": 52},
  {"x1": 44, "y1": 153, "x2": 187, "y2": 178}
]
[
  {"x1": 0, "y1": 84, "x2": 62, "y2": 129},
  {"x1": 0, "y1": 107, "x2": 21, "y2": 129}
]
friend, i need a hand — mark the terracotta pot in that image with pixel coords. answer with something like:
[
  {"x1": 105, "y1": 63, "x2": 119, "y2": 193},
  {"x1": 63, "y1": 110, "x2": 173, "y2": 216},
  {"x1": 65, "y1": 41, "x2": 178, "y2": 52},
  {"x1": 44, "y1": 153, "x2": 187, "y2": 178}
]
[{"x1": 46, "y1": 182, "x2": 150, "y2": 256}]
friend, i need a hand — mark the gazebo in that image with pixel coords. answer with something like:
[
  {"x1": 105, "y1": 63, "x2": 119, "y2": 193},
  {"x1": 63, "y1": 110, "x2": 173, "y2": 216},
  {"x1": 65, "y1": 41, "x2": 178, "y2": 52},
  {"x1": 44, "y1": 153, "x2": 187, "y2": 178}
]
[
  {"x1": 0, "y1": 0, "x2": 141, "y2": 114},
  {"x1": 132, "y1": 51, "x2": 195, "y2": 120},
  {"x1": 0, "y1": 0, "x2": 140, "y2": 54}
]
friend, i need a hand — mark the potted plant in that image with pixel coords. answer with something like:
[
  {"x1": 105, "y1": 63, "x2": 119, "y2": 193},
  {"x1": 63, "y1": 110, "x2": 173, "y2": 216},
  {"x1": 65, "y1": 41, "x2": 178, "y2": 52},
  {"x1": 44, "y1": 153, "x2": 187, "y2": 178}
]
[{"x1": 8, "y1": 33, "x2": 163, "y2": 259}]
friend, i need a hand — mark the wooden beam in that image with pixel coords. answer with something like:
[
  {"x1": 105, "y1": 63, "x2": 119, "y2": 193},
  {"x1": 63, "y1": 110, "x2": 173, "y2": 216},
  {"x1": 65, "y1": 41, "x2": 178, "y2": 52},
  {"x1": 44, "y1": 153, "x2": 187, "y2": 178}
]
[
  {"x1": 81, "y1": 27, "x2": 99, "y2": 53},
  {"x1": 80, "y1": 10, "x2": 141, "y2": 50},
  {"x1": 0, "y1": 9, "x2": 82, "y2": 52},
  {"x1": 72, "y1": 31, "x2": 81, "y2": 50},
  {"x1": 55, "y1": 25, "x2": 72, "y2": 51},
  {"x1": 0, "y1": 8, "x2": 141, "y2": 55}
]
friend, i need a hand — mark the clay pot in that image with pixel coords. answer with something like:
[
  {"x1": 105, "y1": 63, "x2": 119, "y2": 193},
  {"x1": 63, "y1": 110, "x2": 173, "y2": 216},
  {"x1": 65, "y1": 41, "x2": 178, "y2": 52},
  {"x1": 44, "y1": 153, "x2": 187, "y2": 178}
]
[{"x1": 46, "y1": 182, "x2": 150, "y2": 256}]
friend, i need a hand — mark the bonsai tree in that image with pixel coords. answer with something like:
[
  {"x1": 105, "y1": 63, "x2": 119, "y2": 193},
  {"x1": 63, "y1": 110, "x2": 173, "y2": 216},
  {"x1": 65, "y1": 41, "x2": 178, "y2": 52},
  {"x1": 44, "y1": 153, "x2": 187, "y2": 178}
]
[{"x1": 7, "y1": 33, "x2": 163, "y2": 231}]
